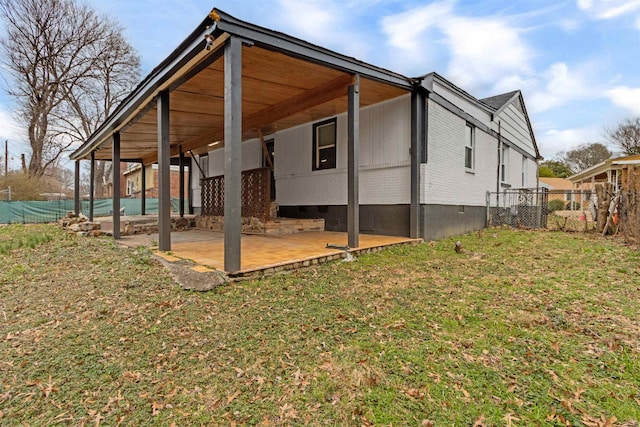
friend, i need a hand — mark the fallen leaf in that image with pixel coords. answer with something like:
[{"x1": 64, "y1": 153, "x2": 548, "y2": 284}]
[
  {"x1": 227, "y1": 389, "x2": 241, "y2": 404},
  {"x1": 504, "y1": 413, "x2": 520, "y2": 427},
  {"x1": 151, "y1": 401, "x2": 163, "y2": 416},
  {"x1": 473, "y1": 414, "x2": 486, "y2": 426}
]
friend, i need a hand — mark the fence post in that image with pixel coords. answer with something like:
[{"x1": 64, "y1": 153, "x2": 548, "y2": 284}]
[{"x1": 486, "y1": 191, "x2": 491, "y2": 227}]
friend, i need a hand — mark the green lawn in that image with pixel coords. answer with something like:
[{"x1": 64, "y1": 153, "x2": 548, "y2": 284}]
[{"x1": 1, "y1": 224, "x2": 639, "y2": 426}]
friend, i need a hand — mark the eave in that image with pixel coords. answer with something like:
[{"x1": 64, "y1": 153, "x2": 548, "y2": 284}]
[{"x1": 69, "y1": 8, "x2": 414, "y2": 163}]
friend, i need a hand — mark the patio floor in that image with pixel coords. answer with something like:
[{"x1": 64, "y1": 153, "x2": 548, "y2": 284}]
[{"x1": 116, "y1": 228, "x2": 421, "y2": 278}]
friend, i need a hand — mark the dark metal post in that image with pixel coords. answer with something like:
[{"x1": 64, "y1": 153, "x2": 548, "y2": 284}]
[
  {"x1": 158, "y1": 90, "x2": 171, "y2": 251},
  {"x1": 74, "y1": 160, "x2": 80, "y2": 216},
  {"x1": 224, "y1": 36, "x2": 242, "y2": 272},
  {"x1": 89, "y1": 151, "x2": 95, "y2": 221},
  {"x1": 188, "y1": 156, "x2": 194, "y2": 214},
  {"x1": 179, "y1": 146, "x2": 185, "y2": 217},
  {"x1": 112, "y1": 133, "x2": 121, "y2": 239},
  {"x1": 410, "y1": 89, "x2": 425, "y2": 239},
  {"x1": 347, "y1": 75, "x2": 360, "y2": 249},
  {"x1": 140, "y1": 161, "x2": 146, "y2": 216}
]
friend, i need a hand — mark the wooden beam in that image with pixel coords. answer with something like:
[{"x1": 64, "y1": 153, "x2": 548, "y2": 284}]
[
  {"x1": 141, "y1": 74, "x2": 355, "y2": 165},
  {"x1": 243, "y1": 73, "x2": 354, "y2": 132},
  {"x1": 257, "y1": 129, "x2": 273, "y2": 170}
]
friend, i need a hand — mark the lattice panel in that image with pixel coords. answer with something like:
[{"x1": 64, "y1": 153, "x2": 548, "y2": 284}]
[
  {"x1": 200, "y1": 168, "x2": 270, "y2": 221},
  {"x1": 241, "y1": 168, "x2": 270, "y2": 220}
]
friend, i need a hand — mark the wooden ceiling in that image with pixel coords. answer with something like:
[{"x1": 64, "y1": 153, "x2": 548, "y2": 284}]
[{"x1": 92, "y1": 43, "x2": 409, "y2": 163}]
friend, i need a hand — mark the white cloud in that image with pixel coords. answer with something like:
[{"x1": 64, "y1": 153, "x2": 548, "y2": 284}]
[
  {"x1": 381, "y1": 1, "x2": 453, "y2": 53},
  {"x1": 442, "y1": 16, "x2": 532, "y2": 89},
  {"x1": 0, "y1": 107, "x2": 25, "y2": 143},
  {"x1": 380, "y1": 1, "x2": 532, "y2": 89},
  {"x1": 526, "y1": 62, "x2": 593, "y2": 114},
  {"x1": 577, "y1": 0, "x2": 640, "y2": 20},
  {"x1": 277, "y1": 0, "x2": 335, "y2": 39},
  {"x1": 537, "y1": 126, "x2": 603, "y2": 159},
  {"x1": 275, "y1": 0, "x2": 372, "y2": 59},
  {"x1": 606, "y1": 86, "x2": 640, "y2": 115}
]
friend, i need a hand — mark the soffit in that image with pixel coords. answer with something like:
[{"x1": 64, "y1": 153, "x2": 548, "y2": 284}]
[{"x1": 91, "y1": 44, "x2": 409, "y2": 163}]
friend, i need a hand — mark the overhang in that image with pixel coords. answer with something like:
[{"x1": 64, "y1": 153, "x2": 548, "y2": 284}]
[
  {"x1": 568, "y1": 154, "x2": 640, "y2": 183},
  {"x1": 69, "y1": 8, "x2": 414, "y2": 163}
]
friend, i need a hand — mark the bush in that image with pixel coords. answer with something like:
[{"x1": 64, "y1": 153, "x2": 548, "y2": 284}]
[
  {"x1": 548, "y1": 199, "x2": 565, "y2": 212},
  {"x1": 566, "y1": 201, "x2": 581, "y2": 210}
]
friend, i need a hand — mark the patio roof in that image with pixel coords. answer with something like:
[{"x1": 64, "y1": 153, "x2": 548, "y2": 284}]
[
  {"x1": 568, "y1": 154, "x2": 640, "y2": 183},
  {"x1": 69, "y1": 8, "x2": 414, "y2": 164}
]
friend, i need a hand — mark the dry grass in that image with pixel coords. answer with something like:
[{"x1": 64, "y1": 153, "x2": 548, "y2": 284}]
[{"x1": 1, "y1": 224, "x2": 639, "y2": 425}]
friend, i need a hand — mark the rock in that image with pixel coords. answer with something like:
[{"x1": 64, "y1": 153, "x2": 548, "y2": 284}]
[{"x1": 69, "y1": 221, "x2": 100, "y2": 233}]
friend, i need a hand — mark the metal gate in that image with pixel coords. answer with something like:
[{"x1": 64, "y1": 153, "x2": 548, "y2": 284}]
[{"x1": 487, "y1": 189, "x2": 597, "y2": 229}]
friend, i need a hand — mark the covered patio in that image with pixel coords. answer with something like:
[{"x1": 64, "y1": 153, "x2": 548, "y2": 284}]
[
  {"x1": 117, "y1": 228, "x2": 420, "y2": 278},
  {"x1": 70, "y1": 8, "x2": 424, "y2": 275}
]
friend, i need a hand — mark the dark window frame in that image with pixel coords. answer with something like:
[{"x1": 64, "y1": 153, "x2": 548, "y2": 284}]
[
  {"x1": 464, "y1": 123, "x2": 475, "y2": 170},
  {"x1": 312, "y1": 118, "x2": 337, "y2": 171}
]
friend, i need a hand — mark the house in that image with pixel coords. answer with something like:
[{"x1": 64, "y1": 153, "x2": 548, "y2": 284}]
[
  {"x1": 69, "y1": 8, "x2": 540, "y2": 272},
  {"x1": 568, "y1": 154, "x2": 640, "y2": 192},
  {"x1": 539, "y1": 177, "x2": 575, "y2": 207},
  {"x1": 102, "y1": 162, "x2": 128, "y2": 198},
  {"x1": 192, "y1": 72, "x2": 539, "y2": 240},
  {"x1": 123, "y1": 163, "x2": 188, "y2": 199}
]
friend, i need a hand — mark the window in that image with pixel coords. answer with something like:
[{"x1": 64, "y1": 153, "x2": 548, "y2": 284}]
[
  {"x1": 521, "y1": 156, "x2": 527, "y2": 187},
  {"x1": 126, "y1": 179, "x2": 135, "y2": 196},
  {"x1": 464, "y1": 124, "x2": 474, "y2": 169},
  {"x1": 313, "y1": 118, "x2": 337, "y2": 170},
  {"x1": 501, "y1": 146, "x2": 509, "y2": 182},
  {"x1": 199, "y1": 154, "x2": 209, "y2": 179}
]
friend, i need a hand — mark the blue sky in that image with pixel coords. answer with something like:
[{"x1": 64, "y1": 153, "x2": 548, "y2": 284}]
[{"x1": 2, "y1": 0, "x2": 640, "y2": 168}]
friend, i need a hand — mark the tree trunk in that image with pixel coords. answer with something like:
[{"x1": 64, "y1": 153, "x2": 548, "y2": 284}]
[
  {"x1": 623, "y1": 165, "x2": 640, "y2": 244},
  {"x1": 595, "y1": 183, "x2": 612, "y2": 233}
]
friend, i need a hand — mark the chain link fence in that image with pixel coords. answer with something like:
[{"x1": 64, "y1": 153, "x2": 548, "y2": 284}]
[{"x1": 487, "y1": 189, "x2": 597, "y2": 230}]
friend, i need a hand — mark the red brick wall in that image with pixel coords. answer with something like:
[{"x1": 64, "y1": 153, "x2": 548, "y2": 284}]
[{"x1": 135, "y1": 169, "x2": 187, "y2": 199}]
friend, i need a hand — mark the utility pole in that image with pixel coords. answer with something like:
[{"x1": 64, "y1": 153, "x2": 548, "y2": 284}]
[{"x1": 4, "y1": 140, "x2": 7, "y2": 179}]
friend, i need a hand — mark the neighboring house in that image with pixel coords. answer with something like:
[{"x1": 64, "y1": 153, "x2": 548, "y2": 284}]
[
  {"x1": 69, "y1": 8, "x2": 540, "y2": 269},
  {"x1": 123, "y1": 163, "x2": 188, "y2": 199},
  {"x1": 193, "y1": 72, "x2": 540, "y2": 240},
  {"x1": 539, "y1": 177, "x2": 574, "y2": 205},
  {"x1": 103, "y1": 162, "x2": 128, "y2": 198},
  {"x1": 569, "y1": 154, "x2": 640, "y2": 193}
]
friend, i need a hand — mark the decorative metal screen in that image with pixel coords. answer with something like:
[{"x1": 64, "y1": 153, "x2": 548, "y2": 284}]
[{"x1": 201, "y1": 167, "x2": 271, "y2": 221}]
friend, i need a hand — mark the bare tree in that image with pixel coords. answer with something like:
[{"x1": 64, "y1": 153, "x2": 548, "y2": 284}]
[
  {"x1": 559, "y1": 142, "x2": 612, "y2": 173},
  {"x1": 54, "y1": 23, "x2": 141, "y2": 197},
  {"x1": 606, "y1": 117, "x2": 640, "y2": 156},
  {"x1": 0, "y1": 0, "x2": 140, "y2": 179}
]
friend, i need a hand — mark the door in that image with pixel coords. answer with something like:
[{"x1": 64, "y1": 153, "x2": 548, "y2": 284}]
[{"x1": 263, "y1": 139, "x2": 276, "y2": 201}]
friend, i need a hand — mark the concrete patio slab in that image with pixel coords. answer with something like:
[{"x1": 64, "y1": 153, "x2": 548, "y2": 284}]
[{"x1": 116, "y1": 228, "x2": 421, "y2": 278}]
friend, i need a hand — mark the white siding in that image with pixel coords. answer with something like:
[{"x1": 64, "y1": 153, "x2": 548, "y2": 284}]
[
  {"x1": 191, "y1": 139, "x2": 263, "y2": 208},
  {"x1": 423, "y1": 102, "x2": 499, "y2": 206},
  {"x1": 276, "y1": 95, "x2": 411, "y2": 206},
  {"x1": 426, "y1": 78, "x2": 493, "y2": 127},
  {"x1": 493, "y1": 103, "x2": 536, "y2": 157}
]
